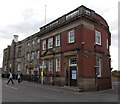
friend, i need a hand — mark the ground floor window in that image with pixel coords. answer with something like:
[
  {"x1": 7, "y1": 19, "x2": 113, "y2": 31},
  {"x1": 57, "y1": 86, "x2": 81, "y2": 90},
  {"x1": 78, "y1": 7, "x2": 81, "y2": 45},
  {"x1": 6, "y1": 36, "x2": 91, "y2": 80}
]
[
  {"x1": 48, "y1": 59, "x2": 53, "y2": 71},
  {"x1": 96, "y1": 56, "x2": 102, "y2": 77},
  {"x1": 4, "y1": 65, "x2": 6, "y2": 71},
  {"x1": 56, "y1": 58, "x2": 60, "y2": 72}
]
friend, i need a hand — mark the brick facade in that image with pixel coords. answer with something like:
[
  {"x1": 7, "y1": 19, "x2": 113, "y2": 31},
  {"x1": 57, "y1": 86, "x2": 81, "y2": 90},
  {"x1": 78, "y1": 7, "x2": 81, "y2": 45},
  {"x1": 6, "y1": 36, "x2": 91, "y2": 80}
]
[
  {"x1": 38, "y1": 5, "x2": 111, "y2": 91},
  {"x1": 2, "y1": 5, "x2": 111, "y2": 91}
]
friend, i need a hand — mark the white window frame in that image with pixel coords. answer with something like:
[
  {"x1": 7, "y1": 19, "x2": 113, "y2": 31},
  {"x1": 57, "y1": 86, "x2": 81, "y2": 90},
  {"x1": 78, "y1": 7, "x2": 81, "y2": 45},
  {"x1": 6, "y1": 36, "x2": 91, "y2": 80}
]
[
  {"x1": 42, "y1": 40, "x2": 46, "y2": 50},
  {"x1": 4, "y1": 65, "x2": 6, "y2": 71},
  {"x1": 96, "y1": 56, "x2": 102, "y2": 77},
  {"x1": 48, "y1": 38, "x2": 53, "y2": 49},
  {"x1": 32, "y1": 40, "x2": 35, "y2": 45},
  {"x1": 9, "y1": 63, "x2": 11, "y2": 68},
  {"x1": 48, "y1": 59, "x2": 53, "y2": 71},
  {"x1": 27, "y1": 42, "x2": 30, "y2": 47},
  {"x1": 56, "y1": 58, "x2": 60, "y2": 72},
  {"x1": 27, "y1": 70, "x2": 29, "y2": 75},
  {"x1": 85, "y1": 10, "x2": 91, "y2": 15},
  {"x1": 17, "y1": 63, "x2": 21, "y2": 71},
  {"x1": 37, "y1": 51, "x2": 40, "y2": 59},
  {"x1": 27, "y1": 53, "x2": 30, "y2": 60},
  {"x1": 95, "y1": 30, "x2": 101, "y2": 45},
  {"x1": 37, "y1": 39, "x2": 40, "y2": 43},
  {"x1": 106, "y1": 39, "x2": 109, "y2": 49},
  {"x1": 68, "y1": 30, "x2": 75, "y2": 43},
  {"x1": 69, "y1": 56, "x2": 77, "y2": 66},
  {"x1": 55, "y1": 35, "x2": 60, "y2": 46},
  {"x1": 31, "y1": 52, "x2": 35, "y2": 60}
]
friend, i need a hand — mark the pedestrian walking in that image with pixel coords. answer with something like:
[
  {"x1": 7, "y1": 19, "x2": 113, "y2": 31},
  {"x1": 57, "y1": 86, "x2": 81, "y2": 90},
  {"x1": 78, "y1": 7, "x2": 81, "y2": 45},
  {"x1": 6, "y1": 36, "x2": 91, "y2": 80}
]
[
  {"x1": 17, "y1": 74, "x2": 21, "y2": 83},
  {"x1": 7, "y1": 71, "x2": 14, "y2": 84}
]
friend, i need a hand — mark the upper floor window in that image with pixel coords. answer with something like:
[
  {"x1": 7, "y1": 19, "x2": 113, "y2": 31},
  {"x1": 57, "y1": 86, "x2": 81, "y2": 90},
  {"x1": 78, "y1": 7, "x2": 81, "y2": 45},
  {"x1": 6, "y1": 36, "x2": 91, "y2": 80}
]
[
  {"x1": 106, "y1": 39, "x2": 109, "y2": 49},
  {"x1": 4, "y1": 65, "x2": 6, "y2": 71},
  {"x1": 9, "y1": 63, "x2": 11, "y2": 68},
  {"x1": 32, "y1": 40, "x2": 35, "y2": 45},
  {"x1": 18, "y1": 47, "x2": 21, "y2": 57},
  {"x1": 68, "y1": 30, "x2": 75, "y2": 43},
  {"x1": 42, "y1": 40, "x2": 46, "y2": 50},
  {"x1": 56, "y1": 58, "x2": 60, "y2": 72},
  {"x1": 37, "y1": 51, "x2": 40, "y2": 59},
  {"x1": 31, "y1": 52, "x2": 35, "y2": 60},
  {"x1": 48, "y1": 38, "x2": 53, "y2": 49},
  {"x1": 55, "y1": 35, "x2": 60, "y2": 47},
  {"x1": 27, "y1": 53, "x2": 30, "y2": 60},
  {"x1": 95, "y1": 30, "x2": 101, "y2": 45},
  {"x1": 17, "y1": 63, "x2": 21, "y2": 71},
  {"x1": 37, "y1": 39, "x2": 40, "y2": 43},
  {"x1": 27, "y1": 42, "x2": 30, "y2": 47}
]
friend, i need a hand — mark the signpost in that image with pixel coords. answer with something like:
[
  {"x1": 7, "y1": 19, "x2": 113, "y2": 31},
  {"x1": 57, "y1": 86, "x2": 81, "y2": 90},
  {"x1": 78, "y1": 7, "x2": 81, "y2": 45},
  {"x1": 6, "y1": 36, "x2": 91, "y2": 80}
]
[{"x1": 40, "y1": 65, "x2": 46, "y2": 84}]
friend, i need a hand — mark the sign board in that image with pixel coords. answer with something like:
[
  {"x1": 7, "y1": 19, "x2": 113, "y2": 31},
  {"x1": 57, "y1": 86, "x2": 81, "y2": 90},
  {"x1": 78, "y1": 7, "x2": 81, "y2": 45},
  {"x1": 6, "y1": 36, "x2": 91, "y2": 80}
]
[
  {"x1": 40, "y1": 65, "x2": 46, "y2": 69},
  {"x1": 72, "y1": 70, "x2": 77, "y2": 79}
]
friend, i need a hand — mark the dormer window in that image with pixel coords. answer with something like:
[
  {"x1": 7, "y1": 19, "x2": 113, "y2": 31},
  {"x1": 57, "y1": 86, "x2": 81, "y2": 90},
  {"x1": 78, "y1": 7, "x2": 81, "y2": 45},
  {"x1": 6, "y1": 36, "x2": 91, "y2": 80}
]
[{"x1": 85, "y1": 10, "x2": 91, "y2": 15}]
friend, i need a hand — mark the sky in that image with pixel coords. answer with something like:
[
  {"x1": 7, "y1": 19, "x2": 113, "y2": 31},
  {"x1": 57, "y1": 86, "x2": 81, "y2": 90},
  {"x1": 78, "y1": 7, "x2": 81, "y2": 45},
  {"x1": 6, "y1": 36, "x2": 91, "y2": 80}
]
[{"x1": 0, "y1": 0, "x2": 119, "y2": 71}]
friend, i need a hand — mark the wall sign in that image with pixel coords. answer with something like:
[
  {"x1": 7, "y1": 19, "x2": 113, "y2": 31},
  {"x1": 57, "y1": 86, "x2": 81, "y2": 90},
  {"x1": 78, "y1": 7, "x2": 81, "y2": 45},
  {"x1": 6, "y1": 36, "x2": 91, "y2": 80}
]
[{"x1": 72, "y1": 70, "x2": 77, "y2": 79}]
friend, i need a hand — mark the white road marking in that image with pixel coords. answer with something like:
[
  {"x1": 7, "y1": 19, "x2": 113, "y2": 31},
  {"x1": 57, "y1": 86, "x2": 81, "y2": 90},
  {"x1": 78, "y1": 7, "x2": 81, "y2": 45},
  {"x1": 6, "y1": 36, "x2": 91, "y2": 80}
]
[{"x1": 5, "y1": 85, "x2": 18, "y2": 90}]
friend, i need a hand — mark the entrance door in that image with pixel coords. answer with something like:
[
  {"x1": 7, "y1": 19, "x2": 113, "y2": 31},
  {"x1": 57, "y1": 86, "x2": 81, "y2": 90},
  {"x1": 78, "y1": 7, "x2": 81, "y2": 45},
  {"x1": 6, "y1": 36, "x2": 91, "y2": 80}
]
[{"x1": 70, "y1": 66, "x2": 77, "y2": 86}]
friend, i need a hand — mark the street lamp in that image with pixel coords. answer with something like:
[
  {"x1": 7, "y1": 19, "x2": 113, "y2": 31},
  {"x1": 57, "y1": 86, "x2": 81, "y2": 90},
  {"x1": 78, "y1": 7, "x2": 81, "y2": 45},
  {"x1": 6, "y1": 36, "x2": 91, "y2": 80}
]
[{"x1": 29, "y1": 61, "x2": 32, "y2": 81}]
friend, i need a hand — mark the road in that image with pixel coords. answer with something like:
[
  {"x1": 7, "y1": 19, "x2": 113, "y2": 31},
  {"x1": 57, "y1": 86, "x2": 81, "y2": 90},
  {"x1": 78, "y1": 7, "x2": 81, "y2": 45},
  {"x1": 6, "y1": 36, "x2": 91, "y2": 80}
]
[{"x1": 1, "y1": 78, "x2": 119, "y2": 103}]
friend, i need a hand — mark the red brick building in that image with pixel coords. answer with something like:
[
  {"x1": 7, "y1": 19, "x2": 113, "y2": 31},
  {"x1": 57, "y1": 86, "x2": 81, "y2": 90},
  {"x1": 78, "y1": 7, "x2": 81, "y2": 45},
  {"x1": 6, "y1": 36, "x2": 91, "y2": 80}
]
[{"x1": 38, "y1": 5, "x2": 111, "y2": 91}]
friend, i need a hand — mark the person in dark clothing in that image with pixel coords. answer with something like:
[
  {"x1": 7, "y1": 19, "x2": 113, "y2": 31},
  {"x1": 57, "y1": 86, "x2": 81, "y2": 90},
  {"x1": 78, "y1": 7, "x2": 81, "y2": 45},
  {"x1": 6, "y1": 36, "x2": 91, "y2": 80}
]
[{"x1": 7, "y1": 71, "x2": 14, "y2": 84}]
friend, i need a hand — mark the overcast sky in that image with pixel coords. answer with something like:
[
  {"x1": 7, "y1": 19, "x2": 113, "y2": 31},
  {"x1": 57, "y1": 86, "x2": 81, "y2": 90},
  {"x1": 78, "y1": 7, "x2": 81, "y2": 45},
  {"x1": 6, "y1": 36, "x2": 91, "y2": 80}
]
[{"x1": 0, "y1": 0, "x2": 119, "y2": 71}]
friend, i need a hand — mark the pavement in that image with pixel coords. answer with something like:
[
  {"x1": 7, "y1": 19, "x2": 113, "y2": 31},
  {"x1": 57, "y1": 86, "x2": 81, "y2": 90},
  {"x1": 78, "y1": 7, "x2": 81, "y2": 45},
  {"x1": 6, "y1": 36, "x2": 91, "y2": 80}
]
[
  {"x1": 16, "y1": 79, "x2": 118, "y2": 95},
  {"x1": 2, "y1": 78, "x2": 119, "y2": 102}
]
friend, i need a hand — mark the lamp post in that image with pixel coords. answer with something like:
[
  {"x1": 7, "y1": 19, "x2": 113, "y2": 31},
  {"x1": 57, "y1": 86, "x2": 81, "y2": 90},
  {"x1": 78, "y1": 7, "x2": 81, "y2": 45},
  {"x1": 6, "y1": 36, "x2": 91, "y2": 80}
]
[{"x1": 29, "y1": 61, "x2": 32, "y2": 81}]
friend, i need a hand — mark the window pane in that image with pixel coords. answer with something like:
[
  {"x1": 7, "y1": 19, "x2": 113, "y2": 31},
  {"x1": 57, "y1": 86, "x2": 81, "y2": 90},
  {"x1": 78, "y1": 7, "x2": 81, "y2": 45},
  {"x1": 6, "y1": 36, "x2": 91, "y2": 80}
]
[
  {"x1": 42, "y1": 40, "x2": 46, "y2": 50},
  {"x1": 56, "y1": 58, "x2": 60, "y2": 71},
  {"x1": 69, "y1": 30, "x2": 75, "y2": 43},
  {"x1": 95, "y1": 30, "x2": 101, "y2": 45},
  {"x1": 48, "y1": 38, "x2": 53, "y2": 49},
  {"x1": 69, "y1": 57, "x2": 77, "y2": 66},
  {"x1": 56, "y1": 35, "x2": 60, "y2": 46}
]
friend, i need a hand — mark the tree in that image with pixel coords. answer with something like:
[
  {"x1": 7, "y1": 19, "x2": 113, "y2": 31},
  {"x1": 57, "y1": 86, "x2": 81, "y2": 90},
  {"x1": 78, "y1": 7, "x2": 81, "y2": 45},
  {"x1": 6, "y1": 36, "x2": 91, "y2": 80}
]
[{"x1": 111, "y1": 70, "x2": 120, "y2": 78}]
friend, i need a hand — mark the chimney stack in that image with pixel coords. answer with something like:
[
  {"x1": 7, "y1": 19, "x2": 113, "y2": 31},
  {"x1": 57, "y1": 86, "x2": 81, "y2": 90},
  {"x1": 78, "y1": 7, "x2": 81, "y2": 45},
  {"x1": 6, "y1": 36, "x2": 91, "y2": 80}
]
[{"x1": 13, "y1": 35, "x2": 18, "y2": 42}]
